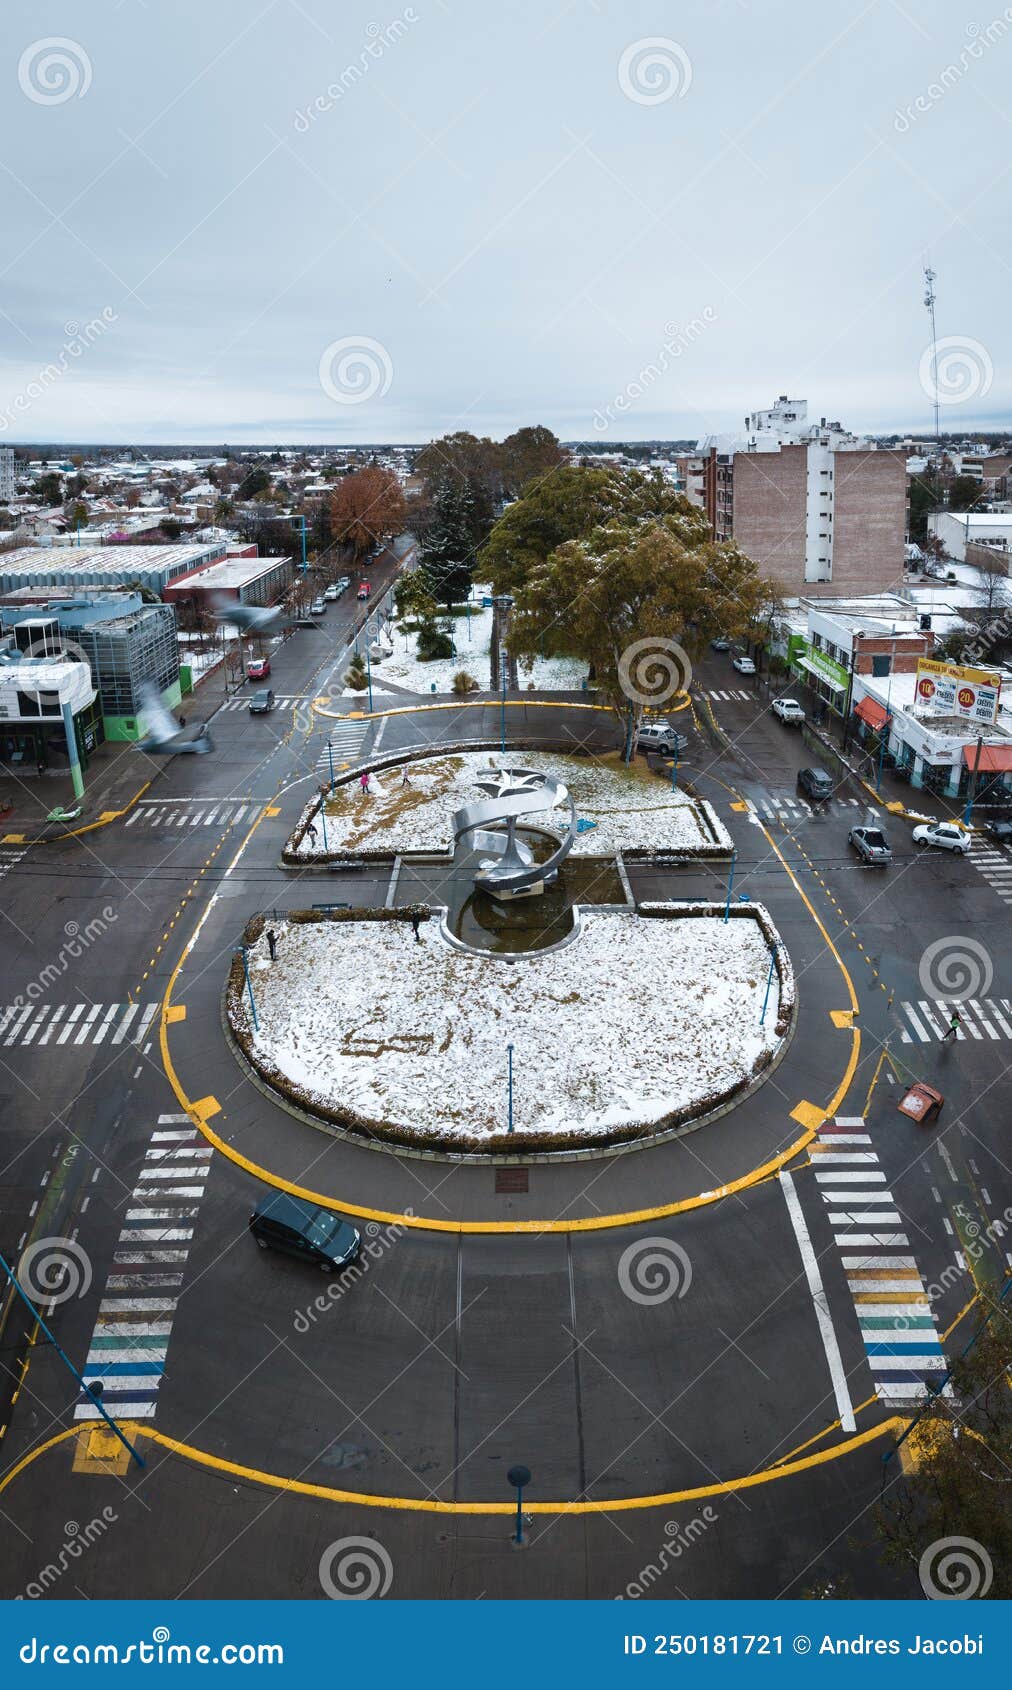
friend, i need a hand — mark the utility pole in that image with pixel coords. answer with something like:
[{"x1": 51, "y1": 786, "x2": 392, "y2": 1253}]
[{"x1": 963, "y1": 733, "x2": 984, "y2": 827}]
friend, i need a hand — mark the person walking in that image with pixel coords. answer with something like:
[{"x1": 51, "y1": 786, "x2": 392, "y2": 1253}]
[
  {"x1": 307, "y1": 822, "x2": 318, "y2": 846},
  {"x1": 410, "y1": 912, "x2": 422, "y2": 943},
  {"x1": 360, "y1": 771, "x2": 371, "y2": 795},
  {"x1": 942, "y1": 1011, "x2": 960, "y2": 1044},
  {"x1": 266, "y1": 927, "x2": 277, "y2": 961},
  {"x1": 401, "y1": 765, "x2": 411, "y2": 786}
]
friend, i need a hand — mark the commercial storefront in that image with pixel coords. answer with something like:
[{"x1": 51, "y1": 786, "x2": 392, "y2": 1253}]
[
  {"x1": 850, "y1": 666, "x2": 1012, "y2": 803},
  {"x1": 0, "y1": 647, "x2": 102, "y2": 795}
]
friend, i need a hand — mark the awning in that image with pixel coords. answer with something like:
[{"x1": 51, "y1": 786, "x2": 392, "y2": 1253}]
[
  {"x1": 795, "y1": 656, "x2": 846, "y2": 694},
  {"x1": 853, "y1": 695, "x2": 890, "y2": 731},
  {"x1": 961, "y1": 743, "x2": 1012, "y2": 774}
]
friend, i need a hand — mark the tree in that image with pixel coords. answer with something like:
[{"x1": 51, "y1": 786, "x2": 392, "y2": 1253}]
[
  {"x1": 508, "y1": 516, "x2": 768, "y2": 747},
  {"x1": 37, "y1": 472, "x2": 63, "y2": 506},
  {"x1": 237, "y1": 466, "x2": 271, "y2": 500},
  {"x1": 329, "y1": 466, "x2": 407, "y2": 559},
  {"x1": 874, "y1": 1297, "x2": 1012, "y2": 1599},
  {"x1": 481, "y1": 464, "x2": 708, "y2": 595},
  {"x1": 416, "y1": 617, "x2": 454, "y2": 661},
  {"x1": 500, "y1": 425, "x2": 567, "y2": 497},
  {"x1": 394, "y1": 568, "x2": 437, "y2": 623},
  {"x1": 345, "y1": 652, "x2": 369, "y2": 692},
  {"x1": 414, "y1": 431, "x2": 500, "y2": 553},
  {"x1": 420, "y1": 476, "x2": 478, "y2": 605},
  {"x1": 973, "y1": 553, "x2": 1010, "y2": 616},
  {"x1": 948, "y1": 474, "x2": 982, "y2": 512}
]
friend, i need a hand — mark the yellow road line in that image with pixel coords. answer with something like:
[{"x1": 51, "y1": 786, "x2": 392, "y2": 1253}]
[{"x1": 2, "y1": 1416, "x2": 903, "y2": 1515}]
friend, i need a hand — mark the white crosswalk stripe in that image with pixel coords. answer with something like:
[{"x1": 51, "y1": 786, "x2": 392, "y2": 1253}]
[
  {"x1": 898, "y1": 996, "x2": 1012, "y2": 1043},
  {"x1": 127, "y1": 800, "x2": 255, "y2": 828},
  {"x1": 75, "y1": 1121, "x2": 210, "y2": 1422},
  {"x1": 0, "y1": 1002, "x2": 159, "y2": 1049},
  {"x1": 706, "y1": 688, "x2": 753, "y2": 702},
  {"x1": 813, "y1": 1119, "x2": 951, "y2": 1404},
  {"x1": 216, "y1": 693, "x2": 312, "y2": 713},
  {"x1": 317, "y1": 720, "x2": 371, "y2": 777},
  {"x1": 745, "y1": 792, "x2": 864, "y2": 825},
  {"x1": 0, "y1": 846, "x2": 27, "y2": 881},
  {"x1": 969, "y1": 839, "x2": 1012, "y2": 904}
]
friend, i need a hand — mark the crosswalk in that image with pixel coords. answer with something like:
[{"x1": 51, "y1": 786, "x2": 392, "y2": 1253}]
[
  {"x1": 897, "y1": 996, "x2": 1012, "y2": 1043},
  {"x1": 0, "y1": 845, "x2": 26, "y2": 879},
  {"x1": 705, "y1": 688, "x2": 755, "y2": 702},
  {"x1": 317, "y1": 718, "x2": 372, "y2": 778},
  {"x1": 745, "y1": 793, "x2": 864, "y2": 824},
  {"x1": 125, "y1": 799, "x2": 257, "y2": 830},
  {"x1": 215, "y1": 694, "x2": 313, "y2": 713},
  {"x1": 813, "y1": 1117, "x2": 950, "y2": 1403},
  {"x1": 75, "y1": 1114, "x2": 212, "y2": 1421},
  {"x1": 0, "y1": 1001, "x2": 159, "y2": 1049},
  {"x1": 969, "y1": 837, "x2": 1012, "y2": 904}
]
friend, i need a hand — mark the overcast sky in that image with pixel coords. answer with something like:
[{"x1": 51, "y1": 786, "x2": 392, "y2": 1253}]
[{"x1": 1, "y1": 0, "x2": 1009, "y2": 445}]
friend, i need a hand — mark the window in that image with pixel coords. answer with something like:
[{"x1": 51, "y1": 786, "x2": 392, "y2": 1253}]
[{"x1": 872, "y1": 654, "x2": 891, "y2": 678}]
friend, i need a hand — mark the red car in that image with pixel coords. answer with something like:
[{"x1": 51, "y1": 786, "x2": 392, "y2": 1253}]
[
  {"x1": 246, "y1": 656, "x2": 271, "y2": 681},
  {"x1": 357, "y1": 581, "x2": 371, "y2": 599}
]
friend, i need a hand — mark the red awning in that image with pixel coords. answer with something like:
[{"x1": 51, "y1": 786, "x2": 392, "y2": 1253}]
[
  {"x1": 854, "y1": 695, "x2": 889, "y2": 730},
  {"x1": 961, "y1": 743, "x2": 1012, "y2": 774}
]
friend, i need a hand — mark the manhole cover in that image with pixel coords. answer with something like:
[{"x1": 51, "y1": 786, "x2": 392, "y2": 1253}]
[{"x1": 495, "y1": 1167, "x2": 529, "y2": 1194}]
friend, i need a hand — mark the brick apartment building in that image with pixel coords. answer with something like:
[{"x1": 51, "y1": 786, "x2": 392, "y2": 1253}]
[{"x1": 692, "y1": 397, "x2": 908, "y2": 596}]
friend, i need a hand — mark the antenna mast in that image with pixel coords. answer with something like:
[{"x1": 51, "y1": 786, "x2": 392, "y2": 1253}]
[{"x1": 923, "y1": 265, "x2": 939, "y2": 444}]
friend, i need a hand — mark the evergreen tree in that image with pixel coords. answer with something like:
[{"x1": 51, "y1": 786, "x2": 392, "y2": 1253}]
[{"x1": 421, "y1": 477, "x2": 478, "y2": 606}]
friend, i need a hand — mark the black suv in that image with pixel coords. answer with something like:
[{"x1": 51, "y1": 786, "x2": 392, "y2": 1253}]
[
  {"x1": 798, "y1": 766, "x2": 834, "y2": 803},
  {"x1": 250, "y1": 1193, "x2": 361, "y2": 1271}
]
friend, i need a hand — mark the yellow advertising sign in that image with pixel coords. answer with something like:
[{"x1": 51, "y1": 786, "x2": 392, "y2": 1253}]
[{"x1": 915, "y1": 656, "x2": 1001, "y2": 689}]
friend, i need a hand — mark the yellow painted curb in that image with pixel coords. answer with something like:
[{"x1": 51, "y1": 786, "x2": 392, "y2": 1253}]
[
  {"x1": 157, "y1": 766, "x2": 861, "y2": 1236},
  {"x1": 3, "y1": 1416, "x2": 903, "y2": 1516},
  {"x1": 5, "y1": 780, "x2": 153, "y2": 848},
  {"x1": 313, "y1": 698, "x2": 617, "y2": 723},
  {"x1": 830, "y1": 1009, "x2": 856, "y2": 1029},
  {"x1": 165, "y1": 1005, "x2": 187, "y2": 1024}
]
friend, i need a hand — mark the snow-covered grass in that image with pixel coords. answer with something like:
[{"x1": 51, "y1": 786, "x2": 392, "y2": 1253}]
[
  {"x1": 371, "y1": 583, "x2": 589, "y2": 695},
  {"x1": 290, "y1": 749, "x2": 731, "y2": 858},
  {"x1": 237, "y1": 910, "x2": 783, "y2": 1148}
]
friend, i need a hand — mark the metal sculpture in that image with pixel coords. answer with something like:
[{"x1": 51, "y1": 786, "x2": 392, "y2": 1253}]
[{"x1": 453, "y1": 766, "x2": 577, "y2": 897}]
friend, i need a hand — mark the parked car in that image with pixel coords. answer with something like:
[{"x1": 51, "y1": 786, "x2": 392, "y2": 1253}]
[
  {"x1": 984, "y1": 818, "x2": 1012, "y2": 845},
  {"x1": 798, "y1": 766, "x2": 834, "y2": 803},
  {"x1": 635, "y1": 722, "x2": 690, "y2": 757},
  {"x1": 323, "y1": 584, "x2": 340, "y2": 602},
  {"x1": 732, "y1": 654, "x2": 756, "y2": 675},
  {"x1": 310, "y1": 597, "x2": 326, "y2": 615},
  {"x1": 357, "y1": 580, "x2": 371, "y2": 599},
  {"x1": 771, "y1": 697, "x2": 804, "y2": 725},
  {"x1": 248, "y1": 687, "x2": 275, "y2": 714},
  {"x1": 250, "y1": 1193, "x2": 361, "y2": 1272},
  {"x1": 912, "y1": 819, "x2": 971, "y2": 855},
  {"x1": 849, "y1": 824, "x2": 892, "y2": 865},
  {"x1": 246, "y1": 655, "x2": 271, "y2": 681},
  {"x1": 710, "y1": 636, "x2": 731, "y2": 652},
  {"x1": 336, "y1": 576, "x2": 350, "y2": 592}
]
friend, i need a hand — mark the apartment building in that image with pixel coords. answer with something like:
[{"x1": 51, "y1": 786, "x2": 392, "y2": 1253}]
[{"x1": 0, "y1": 446, "x2": 15, "y2": 503}]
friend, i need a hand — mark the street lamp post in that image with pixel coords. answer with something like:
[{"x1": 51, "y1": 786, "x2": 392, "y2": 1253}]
[
  {"x1": 327, "y1": 742, "x2": 336, "y2": 794},
  {"x1": 876, "y1": 626, "x2": 898, "y2": 795},
  {"x1": 239, "y1": 945, "x2": 259, "y2": 1032},
  {"x1": 507, "y1": 1463, "x2": 531, "y2": 1546},
  {"x1": 507, "y1": 1042, "x2": 514, "y2": 1134},
  {"x1": 760, "y1": 951, "x2": 776, "y2": 1024},
  {"x1": 0, "y1": 1250, "x2": 145, "y2": 1468},
  {"x1": 670, "y1": 746, "x2": 679, "y2": 791}
]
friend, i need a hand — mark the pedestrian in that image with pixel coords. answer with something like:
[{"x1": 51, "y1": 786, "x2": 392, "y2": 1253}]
[
  {"x1": 266, "y1": 927, "x2": 277, "y2": 961},
  {"x1": 401, "y1": 765, "x2": 411, "y2": 786},
  {"x1": 307, "y1": 822, "x2": 318, "y2": 846},
  {"x1": 942, "y1": 1012, "x2": 960, "y2": 1044},
  {"x1": 360, "y1": 771, "x2": 371, "y2": 795},
  {"x1": 410, "y1": 912, "x2": 422, "y2": 943}
]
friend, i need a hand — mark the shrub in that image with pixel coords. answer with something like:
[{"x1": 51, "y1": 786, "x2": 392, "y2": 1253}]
[
  {"x1": 345, "y1": 652, "x2": 369, "y2": 691},
  {"x1": 452, "y1": 669, "x2": 479, "y2": 695},
  {"x1": 416, "y1": 617, "x2": 454, "y2": 661}
]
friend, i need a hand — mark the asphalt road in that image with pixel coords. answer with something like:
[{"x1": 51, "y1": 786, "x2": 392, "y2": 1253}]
[{"x1": 1, "y1": 638, "x2": 1009, "y2": 1601}]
